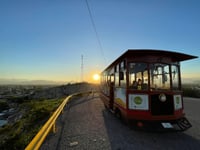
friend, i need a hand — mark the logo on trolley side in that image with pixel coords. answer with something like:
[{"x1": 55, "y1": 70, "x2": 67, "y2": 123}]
[{"x1": 134, "y1": 96, "x2": 143, "y2": 105}]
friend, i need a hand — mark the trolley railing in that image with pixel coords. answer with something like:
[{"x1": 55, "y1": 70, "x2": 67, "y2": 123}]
[{"x1": 25, "y1": 91, "x2": 93, "y2": 150}]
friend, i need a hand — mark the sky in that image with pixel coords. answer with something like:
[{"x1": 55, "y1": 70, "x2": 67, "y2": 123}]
[{"x1": 0, "y1": 0, "x2": 200, "y2": 84}]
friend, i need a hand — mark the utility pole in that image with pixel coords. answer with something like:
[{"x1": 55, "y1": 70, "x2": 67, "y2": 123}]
[{"x1": 81, "y1": 55, "x2": 83, "y2": 82}]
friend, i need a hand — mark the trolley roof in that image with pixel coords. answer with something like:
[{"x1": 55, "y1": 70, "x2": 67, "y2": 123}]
[{"x1": 104, "y1": 49, "x2": 198, "y2": 71}]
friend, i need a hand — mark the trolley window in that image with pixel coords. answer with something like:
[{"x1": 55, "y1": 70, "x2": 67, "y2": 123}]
[
  {"x1": 129, "y1": 63, "x2": 148, "y2": 90},
  {"x1": 120, "y1": 61, "x2": 126, "y2": 88},
  {"x1": 150, "y1": 63, "x2": 170, "y2": 90},
  {"x1": 171, "y1": 64, "x2": 180, "y2": 90},
  {"x1": 115, "y1": 64, "x2": 119, "y2": 87}
]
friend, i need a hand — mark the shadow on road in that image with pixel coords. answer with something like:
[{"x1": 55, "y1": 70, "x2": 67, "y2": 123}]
[
  {"x1": 102, "y1": 108, "x2": 200, "y2": 150},
  {"x1": 67, "y1": 94, "x2": 99, "y2": 108}
]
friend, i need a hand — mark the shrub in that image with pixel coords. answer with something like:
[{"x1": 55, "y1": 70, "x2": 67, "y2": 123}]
[
  {"x1": 182, "y1": 88, "x2": 200, "y2": 98},
  {"x1": 0, "y1": 98, "x2": 63, "y2": 149},
  {"x1": 0, "y1": 100, "x2": 9, "y2": 111}
]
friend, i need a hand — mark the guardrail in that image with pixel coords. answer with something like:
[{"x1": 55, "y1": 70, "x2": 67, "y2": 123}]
[{"x1": 25, "y1": 91, "x2": 93, "y2": 150}]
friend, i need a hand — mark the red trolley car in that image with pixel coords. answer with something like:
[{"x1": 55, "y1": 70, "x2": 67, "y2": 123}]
[{"x1": 100, "y1": 49, "x2": 198, "y2": 131}]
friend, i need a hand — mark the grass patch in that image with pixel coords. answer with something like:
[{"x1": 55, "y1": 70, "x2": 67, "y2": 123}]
[
  {"x1": 182, "y1": 88, "x2": 200, "y2": 98},
  {"x1": 182, "y1": 84, "x2": 200, "y2": 98},
  {"x1": 0, "y1": 100, "x2": 9, "y2": 111},
  {"x1": 0, "y1": 98, "x2": 63, "y2": 150}
]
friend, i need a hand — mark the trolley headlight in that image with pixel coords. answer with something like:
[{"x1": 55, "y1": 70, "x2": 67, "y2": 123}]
[{"x1": 159, "y1": 94, "x2": 167, "y2": 102}]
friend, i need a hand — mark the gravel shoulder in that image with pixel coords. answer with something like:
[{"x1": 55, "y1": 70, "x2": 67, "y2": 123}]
[{"x1": 41, "y1": 95, "x2": 200, "y2": 150}]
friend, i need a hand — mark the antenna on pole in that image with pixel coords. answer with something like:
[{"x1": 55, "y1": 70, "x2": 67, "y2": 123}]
[{"x1": 81, "y1": 55, "x2": 83, "y2": 82}]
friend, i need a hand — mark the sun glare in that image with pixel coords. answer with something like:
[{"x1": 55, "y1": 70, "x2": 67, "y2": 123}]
[{"x1": 93, "y1": 74, "x2": 100, "y2": 81}]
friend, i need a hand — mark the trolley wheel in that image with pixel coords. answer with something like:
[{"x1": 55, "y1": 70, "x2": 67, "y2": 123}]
[
  {"x1": 104, "y1": 103, "x2": 109, "y2": 109},
  {"x1": 115, "y1": 109, "x2": 131, "y2": 126},
  {"x1": 115, "y1": 109, "x2": 122, "y2": 119}
]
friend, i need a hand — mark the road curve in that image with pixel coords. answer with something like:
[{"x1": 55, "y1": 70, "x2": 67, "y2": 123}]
[{"x1": 41, "y1": 94, "x2": 200, "y2": 150}]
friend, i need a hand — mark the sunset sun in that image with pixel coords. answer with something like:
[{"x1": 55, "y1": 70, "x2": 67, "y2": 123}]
[{"x1": 93, "y1": 74, "x2": 100, "y2": 81}]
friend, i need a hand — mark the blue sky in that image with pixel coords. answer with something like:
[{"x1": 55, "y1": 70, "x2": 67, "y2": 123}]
[{"x1": 0, "y1": 0, "x2": 199, "y2": 83}]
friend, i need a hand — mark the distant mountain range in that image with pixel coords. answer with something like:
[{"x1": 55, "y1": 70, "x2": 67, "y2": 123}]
[
  {"x1": 0, "y1": 78, "x2": 67, "y2": 85},
  {"x1": 182, "y1": 78, "x2": 200, "y2": 84},
  {"x1": 0, "y1": 78, "x2": 199, "y2": 85}
]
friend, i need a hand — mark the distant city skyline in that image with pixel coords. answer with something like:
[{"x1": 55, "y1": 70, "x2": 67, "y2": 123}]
[{"x1": 0, "y1": 0, "x2": 199, "y2": 84}]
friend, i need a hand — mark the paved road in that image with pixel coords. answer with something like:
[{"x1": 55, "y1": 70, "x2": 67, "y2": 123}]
[
  {"x1": 182, "y1": 97, "x2": 200, "y2": 141},
  {"x1": 41, "y1": 94, "x2": 200, "y2": 150}
]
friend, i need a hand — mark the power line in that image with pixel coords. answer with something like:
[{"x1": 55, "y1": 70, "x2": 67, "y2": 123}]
[{"x1": 85, "y1": 0, "x2": 106, "y2": 64}]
